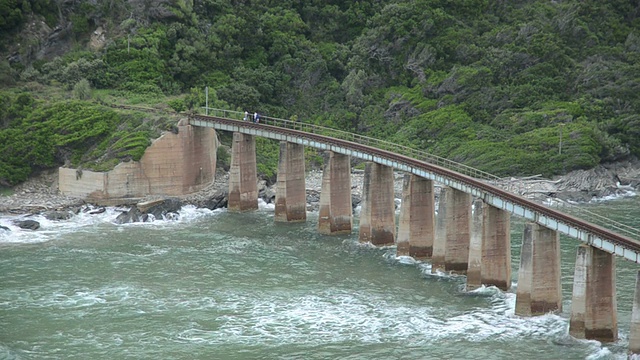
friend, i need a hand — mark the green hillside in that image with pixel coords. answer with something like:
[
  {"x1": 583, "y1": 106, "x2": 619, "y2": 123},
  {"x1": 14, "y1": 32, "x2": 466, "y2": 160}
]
[{"x1": 1, "y1": 0, "x2": 639, "y2": 185}]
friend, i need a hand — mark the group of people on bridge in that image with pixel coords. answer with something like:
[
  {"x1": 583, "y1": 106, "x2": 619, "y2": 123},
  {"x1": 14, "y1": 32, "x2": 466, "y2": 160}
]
[{"x1": 243, "y1": 111, "x2": 260, "y2": 123}]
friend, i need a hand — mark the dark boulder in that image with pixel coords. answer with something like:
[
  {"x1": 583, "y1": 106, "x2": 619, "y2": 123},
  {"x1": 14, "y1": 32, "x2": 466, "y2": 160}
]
[
  {"x1": 352, "y1": 194, "x2": 362, "y2": 211},
  {"x1": 89, "y1": 208, "x2": 106, "y2": 215},
  {"x1": 14, "y1": 220, "x2": 40, "y2": 230},
  {"x1": 0, "y1": 225, "x2": 10, "y2": 232},
  {"x1": 259, "y1": 187, "x2": 276, "y2": 204},
  {"x1": 44, "y1": 210, "x2": 73, "y2": 221},
  {"x1": 115, "y1": 198, "x2": 183, "y2": 224},
  {"x1": 306, "y1": 190, "x2": 320, "y2": 205},
  {"x1": 203, "y1": 190, "x2": 228, "y2": 210},
  {"x1": 141, "y1": 198, "x2": 182, "y2": 220},
  {"x1": 114, "y1": 207, "x2": 145, "y2": 224}
]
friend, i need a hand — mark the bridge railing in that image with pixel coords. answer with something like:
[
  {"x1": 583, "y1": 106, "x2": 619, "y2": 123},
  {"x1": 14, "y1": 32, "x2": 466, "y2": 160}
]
[
  {"x1": 200, "y1": 107, "x2": 640, "y2": 242},
  {"x1": 548, "y1": 200, "x2": 640, "y2": 240},
  {"x1": 203, "y1": 107, "x2": 501, "y2": 182}
]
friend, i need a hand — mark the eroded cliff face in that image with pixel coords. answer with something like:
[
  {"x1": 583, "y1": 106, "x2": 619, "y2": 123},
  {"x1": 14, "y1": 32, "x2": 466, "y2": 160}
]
[{"x1": 58, "y1": 123, "x2": 217, "y2": 203}]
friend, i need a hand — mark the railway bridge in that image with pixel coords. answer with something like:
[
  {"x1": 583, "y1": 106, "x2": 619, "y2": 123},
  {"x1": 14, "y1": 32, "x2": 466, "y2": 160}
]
[{"x1": 190, "y1": 108, "x2": 640, "y2": 353}]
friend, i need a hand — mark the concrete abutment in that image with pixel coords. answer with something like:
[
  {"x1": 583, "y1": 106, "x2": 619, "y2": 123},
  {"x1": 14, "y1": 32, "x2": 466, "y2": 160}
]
[{"x1": 59, "y1": 123, "x2": 217, "y2": 202}]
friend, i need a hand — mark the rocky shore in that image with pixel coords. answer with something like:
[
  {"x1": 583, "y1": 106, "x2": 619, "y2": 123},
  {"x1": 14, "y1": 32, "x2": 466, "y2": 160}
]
[{"x1": 1, "y1": 158, "x2": 640, "y2": 224}]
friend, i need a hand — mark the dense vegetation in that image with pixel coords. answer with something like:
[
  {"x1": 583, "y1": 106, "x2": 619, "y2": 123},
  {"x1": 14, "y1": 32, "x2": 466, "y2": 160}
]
[{"x1": 1, "y1": 0, "x2": 639, "y2": 185}]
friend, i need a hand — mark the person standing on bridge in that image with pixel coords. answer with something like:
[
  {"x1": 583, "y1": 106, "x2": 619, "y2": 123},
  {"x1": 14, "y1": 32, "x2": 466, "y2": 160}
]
[
  {"x1": 254, "y1": 112, "x2": 260, "y2": 123},
  {"x1": 243, "y1": 111, "x2": 248, "y2": 121}
]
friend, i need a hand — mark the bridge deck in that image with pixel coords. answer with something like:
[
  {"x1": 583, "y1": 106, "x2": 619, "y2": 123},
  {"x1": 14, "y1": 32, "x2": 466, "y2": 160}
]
[{"x1": 191, "y1": 112, "x2": 640, "y2": 263}]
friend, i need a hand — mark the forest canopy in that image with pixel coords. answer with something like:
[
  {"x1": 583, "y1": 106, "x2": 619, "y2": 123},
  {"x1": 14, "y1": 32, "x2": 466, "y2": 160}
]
[{"x1": 1, "y1": 0, "x2": 639, "y2": 185}]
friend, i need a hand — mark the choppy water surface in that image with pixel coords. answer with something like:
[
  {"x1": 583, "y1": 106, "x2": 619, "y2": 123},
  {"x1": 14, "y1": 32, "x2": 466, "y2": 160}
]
[{"x1": 1, "y1": 197, "x2": 640, "y2": 359}]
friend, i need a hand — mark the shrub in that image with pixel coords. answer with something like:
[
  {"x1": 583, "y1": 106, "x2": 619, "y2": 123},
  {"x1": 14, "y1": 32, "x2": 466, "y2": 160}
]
[
  {"x1": 73, "y1": 79, "x2": 92, "y2": 100},
  {"x1": 168, "y1": 98, "x2": 186, "y2": 112}
]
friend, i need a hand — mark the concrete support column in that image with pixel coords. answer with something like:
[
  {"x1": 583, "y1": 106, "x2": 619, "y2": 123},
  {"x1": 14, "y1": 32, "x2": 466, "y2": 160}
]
[
  {"x1": 481, "y1": 204, "x2": 511, "y2": 290},
  {"x1": 431, "y1": 186, "x2": 449, "y2": 273},
  {"x1": 275, "y1": 141, "x2": 306, "y2": 222},
  {"x1": 318, "y1": 151, "x2": 352, "y2": 235},
  {"x1": 396, "y1": 174, "x2": 435, "y2": 259},
  {"x1": 444, "y1": 188, "x2": 471, "y2": 273},
  {"x1": 515, "y1": 223, "x2": 562, "y2": 316},
  {"x1": 467, "y1": 199, "x2": 484, "y2": 290},
  {"x1": 569, "y1": 244, "x2": 618, "y2": 342},
  {"x1": 629, "y1": 270, "x2": 640, "y2": 354},
  {"x1": 228, "y1": 132, "x2": 258, "y2": 212},
  {"x1": 358, "y1": 162, "x2": 395, "y2": 246}
]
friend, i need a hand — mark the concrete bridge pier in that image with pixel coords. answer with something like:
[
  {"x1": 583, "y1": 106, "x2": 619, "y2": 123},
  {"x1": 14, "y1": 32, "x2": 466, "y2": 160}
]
[
  {"x1": 467, "y1": 199, "x2": 484, "y2": 290},
  {"x1": 481, "y1": 204, "x2": 511, "y2": 290},
  {"x1": 396, "y1": 174, "x2": 435, "y2": 259},
  {"x1": 318, "y1": 151, "x2": 352, "y2": 235},
  {"x1": 228, "y1": 132, "x2": 258, "y2": 212},
  {"x1": 444, "y1": 188, "x2": 471, "y2": 273},
  {"x1": 359, "y1": 162, "x2": 395, "y2": 246},
  {"x1": 569, "y1": 244, "x2": 617, "y2": 342},
  {"x1": 275, "y1": 141, "x2": 306, "y2": 222},
  {"x1": 629, "y1": 270, "x2": 640, "y2": 355},
  {"x1": 515, "y1": 223, "x2": 561, "y2": 316},
  {"x1": 431, "y1": 186, "x2": 449, "y2": 273}
]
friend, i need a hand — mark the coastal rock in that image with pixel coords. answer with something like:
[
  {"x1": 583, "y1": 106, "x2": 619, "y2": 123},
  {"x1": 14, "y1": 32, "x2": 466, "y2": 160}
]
[
  {"x1": 259, "y1": 186, "x2": 276, "y2": 204},
  {"x1": 14, "y1": 220, "x2": 40, "y2": 230},
  {"x1": 114, "y1": 198, "x2": 182, "y2": 224},
  {"x1": 202, "y1": 190, "x2": 228, "y2": 210},
  {"x1": 2, "y1": 159, "x2": 640, "y2": 219},
  {"x1": 89, "y1": 207, "x2": 106, "y2": 214},
  {"x1": 352, "y1": 194, "x2": 362, "y2": 210},
  {"x1": 142, "y1": 198, "x2": 182, "y2": 220},
  {"x1": 44, "y1": 210, "x2": 73, "y2": 221},
  {"x1": 114, "y1": 207, "x2": 147, "y2": 224}
]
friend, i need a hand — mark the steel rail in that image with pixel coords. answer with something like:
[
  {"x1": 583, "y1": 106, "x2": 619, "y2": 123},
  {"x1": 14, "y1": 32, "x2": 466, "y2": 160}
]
[{"x1": 192, "y1": 113, "x2": 640, "y2": 254}]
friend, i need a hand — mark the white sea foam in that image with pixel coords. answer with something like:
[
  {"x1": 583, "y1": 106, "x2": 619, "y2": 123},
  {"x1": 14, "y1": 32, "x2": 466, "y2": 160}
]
[
  {"x1": 590, "y1": 189, "x2": 637, "y2": 203},
  {"x1": 0, "y1": 205, "x2": 221, "y2": 244},
  {"x1": 258, "y1": 198, "x2": 275, "y2": 210},
  {"x1": 394, "y1": 255, "x2": 419, "y2": 265},
  {"x1": 160, "y1": 286, "x2": 577, "y2": 350}
]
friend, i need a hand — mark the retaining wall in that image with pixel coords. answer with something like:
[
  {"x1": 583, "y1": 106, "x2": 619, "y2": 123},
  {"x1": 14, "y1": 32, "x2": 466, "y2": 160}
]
[{"x1": 59, "y1": 123, "x2": 217, "y2": 202}]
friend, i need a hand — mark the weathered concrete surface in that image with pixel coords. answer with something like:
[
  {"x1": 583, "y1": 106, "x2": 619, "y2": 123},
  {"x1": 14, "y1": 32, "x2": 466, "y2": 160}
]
[
  {"x1": 59, "y1": 122, "x2": 217, "y2": 202},
  {"x1": 318, "y1": 151, "x2": 352, "y2": 235},
  {"x1": 569, "y1": 245, "x2": 589, "y2": 339},
  {"x1": 466, "y1": 199, "x2": 484, "y2": 290},
  {"x1": 396, "y1": 174, "x2": 434, "y2": 258},
  {"x1": 585, "y1": 247, "x2": 618, "y2": 342},
  {"x1": 569, "y1": 244, "x2": 618, "y2": 342},
  {"x1": 444, "y1": 188, "x2": 471, "y2": 273},
  {"x1": 629, "y1": 270, "x2": 640, "y2": 354},
  {"x1": 358, "y1": 162, "x2": 395, "y2": 246},
  {"x1": 515, "y1": 223, "x2": 561, "y2": 316},
  {"x1": 481, "y1": 204, "x2": 511, "y2": 290},
  {"x1": 275, "y1": 141, "x2": 306, "y2": 222},
  {"x1": 228, "y1": 132, "x2": 258, "y2": 212},
  {"x1": 431, "y1": 186, "x2": 449, "y2": 273}
]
